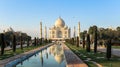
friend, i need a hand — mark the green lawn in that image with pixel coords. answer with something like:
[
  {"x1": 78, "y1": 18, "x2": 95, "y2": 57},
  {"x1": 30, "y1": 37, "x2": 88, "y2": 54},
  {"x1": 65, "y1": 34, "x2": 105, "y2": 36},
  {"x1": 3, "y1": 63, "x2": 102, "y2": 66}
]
[
  {"x1": 65, "y1": 43, "x2": 120, "y2": 67},
  {"x1": 0, "y1": 43, "x2": 49, "y2": 60}
]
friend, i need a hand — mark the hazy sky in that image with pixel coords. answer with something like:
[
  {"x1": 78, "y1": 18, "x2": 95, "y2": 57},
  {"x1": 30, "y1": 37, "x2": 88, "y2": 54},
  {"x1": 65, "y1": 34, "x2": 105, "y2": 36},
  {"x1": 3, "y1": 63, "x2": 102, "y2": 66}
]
[{"x1": 0, "y1": 0, "x2": 120, "y2": 38}]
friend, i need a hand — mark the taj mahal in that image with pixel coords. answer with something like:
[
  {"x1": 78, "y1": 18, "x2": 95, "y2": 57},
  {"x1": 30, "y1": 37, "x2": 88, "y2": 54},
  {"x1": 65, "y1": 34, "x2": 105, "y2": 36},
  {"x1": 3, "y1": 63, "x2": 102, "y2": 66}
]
[{"x1": 40, "y1": 17, "x2": 80, "y2": 41}]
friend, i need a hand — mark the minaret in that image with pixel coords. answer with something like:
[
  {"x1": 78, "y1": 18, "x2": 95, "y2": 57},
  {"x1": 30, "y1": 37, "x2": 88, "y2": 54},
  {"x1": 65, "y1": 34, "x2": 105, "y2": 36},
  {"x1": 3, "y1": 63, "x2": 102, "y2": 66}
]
[
  {"x1": 73, "y1": 26, "x2": 76, "y2": 38},
  {"x1": 44, "y1": 26, "x2": 47, "y2": 39},
  {"x1": 78, "y1": 22, "x2": 80, "y2": 38},
  {"x1": 40, "y1": 22, "x2": 42, "y2": 38}
]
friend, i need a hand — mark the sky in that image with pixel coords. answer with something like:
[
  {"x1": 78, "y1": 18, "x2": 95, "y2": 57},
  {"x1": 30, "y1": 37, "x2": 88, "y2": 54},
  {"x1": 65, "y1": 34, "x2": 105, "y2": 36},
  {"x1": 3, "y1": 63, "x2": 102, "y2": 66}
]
[{"x1": 0, "y1": 0, "x2": 120, "y2": 38}]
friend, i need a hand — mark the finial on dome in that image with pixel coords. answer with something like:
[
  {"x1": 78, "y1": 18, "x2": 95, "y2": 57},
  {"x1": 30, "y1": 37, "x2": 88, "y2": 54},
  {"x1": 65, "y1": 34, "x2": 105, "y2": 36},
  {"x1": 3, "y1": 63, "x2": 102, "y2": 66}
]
[{"x1": 59, "y1": 16, "x2": 61, "y2": 18}]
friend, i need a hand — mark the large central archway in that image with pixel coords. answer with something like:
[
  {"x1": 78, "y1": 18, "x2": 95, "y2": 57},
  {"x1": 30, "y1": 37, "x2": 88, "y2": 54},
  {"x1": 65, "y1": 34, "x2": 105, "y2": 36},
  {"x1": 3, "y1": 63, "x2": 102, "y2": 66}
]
[{"x1": 57, "y1": 31, "x2": 62, "y2": 38}]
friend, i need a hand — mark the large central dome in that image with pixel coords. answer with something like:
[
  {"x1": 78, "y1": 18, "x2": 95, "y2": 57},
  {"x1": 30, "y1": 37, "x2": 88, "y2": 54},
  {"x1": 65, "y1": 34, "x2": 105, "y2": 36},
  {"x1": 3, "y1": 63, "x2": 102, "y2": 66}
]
[{"x1": 55, "y1": 17, "x2": 65, "y2": 27}]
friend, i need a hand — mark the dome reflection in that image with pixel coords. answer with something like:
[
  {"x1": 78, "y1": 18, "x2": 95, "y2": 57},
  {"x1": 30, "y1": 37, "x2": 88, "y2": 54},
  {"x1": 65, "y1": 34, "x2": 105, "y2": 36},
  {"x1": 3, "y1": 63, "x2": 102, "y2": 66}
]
[{"x1": 49, "y1": 44, "x2": 64, "y2": 64}]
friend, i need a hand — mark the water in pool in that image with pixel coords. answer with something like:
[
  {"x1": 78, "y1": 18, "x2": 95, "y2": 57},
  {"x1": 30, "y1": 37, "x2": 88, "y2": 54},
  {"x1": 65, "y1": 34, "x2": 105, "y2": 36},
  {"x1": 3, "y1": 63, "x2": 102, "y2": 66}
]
[{"x1": 15, "y1": 44, "x2": 66, "y2": 67}]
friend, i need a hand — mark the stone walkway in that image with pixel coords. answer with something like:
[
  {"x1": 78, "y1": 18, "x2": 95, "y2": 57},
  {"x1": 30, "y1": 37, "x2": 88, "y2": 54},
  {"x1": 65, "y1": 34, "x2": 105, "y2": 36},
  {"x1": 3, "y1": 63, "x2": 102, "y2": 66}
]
[
  {"x1": 98, "y1": 48, "x2": 120, "y2": 57},
  {"x1": 0, "y1": 43, "x2": 53, "y2": 67},
  {"x1": 62, "y1": 43, "x2": 88, "y2": 67}
]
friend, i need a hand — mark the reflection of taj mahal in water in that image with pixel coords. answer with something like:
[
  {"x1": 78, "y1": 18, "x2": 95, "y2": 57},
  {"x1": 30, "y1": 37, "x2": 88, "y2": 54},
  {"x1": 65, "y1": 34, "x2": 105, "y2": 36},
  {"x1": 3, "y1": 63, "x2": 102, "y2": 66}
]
[
  {"x1": 49, "y1": 44, "x2": 64, "y2": 64},
  {"x1": 40, "y1": 17, "x2": 80, "y2": 41},
  {"x1": 40, "y1": 44, "x2": 65, "y2": 64}
]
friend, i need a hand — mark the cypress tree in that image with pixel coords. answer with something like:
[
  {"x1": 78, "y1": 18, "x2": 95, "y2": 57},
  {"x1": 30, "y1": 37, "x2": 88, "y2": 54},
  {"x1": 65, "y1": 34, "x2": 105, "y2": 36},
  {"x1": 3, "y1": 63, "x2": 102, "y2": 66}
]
[
  {"x1": 38, "y1": 38, "x2": 40, "y2": 45},
  {"x1": 20, "y1": 35, "x2": 23, "y2": 50},
  {"x1": 45, "y1": 39, "x2": 47, "y2": 43},
  {"x1": 74, "y1": 37, "x2": 76, "y2": 45},
  {"x1": 40, "y1": 38, "x2": 42, "y2": 44},
  {"x1": 0, "y1": 33, "x2": 5, "y2": 55},
  {"x1": 36, "y1": 38, "x2": 38, "y2": 45},
  {"x1": 94, "y1": 26, "x2": 97, "y2": 53},
  {"x1": 40, "y1": 38, "x2": 42, "y2": 45},
  {"x1": 12, "y1": 35, "x2": 16, "y2": 52},
  {"x1": 72, "y1": 38, "x2": 74, "y2": 45},
  {"x1": 82, "y1": 33, "x2": 85, "y2": 48},
  {"x1": 34, "y1": 37, "x2": 36, "y2": 46},
  {"x1": 27, "y1": 37, "x2": 29, "y2": 47},
  {"x1": 76, "y1": 36, "x2": 79, "y2": 47},
  {"x1": 86, "y1": 34, "x2": 90, "y2": 52},
  {"x1": 106, "y1": 39, "x2": 112, "y2": 60},
  {"x1": 39, "y1": 38, "x2": 40, "y2": 44},
  {"x1": 37, "y1": 38, "x2": 39, "y2": 45}
]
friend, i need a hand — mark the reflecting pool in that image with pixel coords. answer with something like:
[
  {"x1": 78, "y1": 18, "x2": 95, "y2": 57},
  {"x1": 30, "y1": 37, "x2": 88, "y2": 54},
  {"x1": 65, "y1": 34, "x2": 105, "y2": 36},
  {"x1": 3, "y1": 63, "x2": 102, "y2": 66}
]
[{"x1": 15, "y1": 44, "x2": 66, "y2": 67}]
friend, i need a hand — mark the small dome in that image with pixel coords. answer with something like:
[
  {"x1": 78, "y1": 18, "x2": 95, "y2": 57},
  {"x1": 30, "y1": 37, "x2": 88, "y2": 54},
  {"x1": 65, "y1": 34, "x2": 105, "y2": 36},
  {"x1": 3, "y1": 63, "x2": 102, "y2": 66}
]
[
  {"x1": 64, "y1": 26, "x2": 68, "y2": 29},
  {"x1": 55, "y1": 17, "x2": 65, "y2": 28}
]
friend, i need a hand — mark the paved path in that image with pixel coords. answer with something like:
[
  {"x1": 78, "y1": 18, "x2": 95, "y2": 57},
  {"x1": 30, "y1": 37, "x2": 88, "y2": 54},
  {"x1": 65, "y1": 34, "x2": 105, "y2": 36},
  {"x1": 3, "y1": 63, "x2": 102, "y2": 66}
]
[
  {"x1": 98, "y1": 48, "x2": 120, "y2": 57},
  {"x1": 62, "y1": 43, "x2": 88, "y2": 67}
]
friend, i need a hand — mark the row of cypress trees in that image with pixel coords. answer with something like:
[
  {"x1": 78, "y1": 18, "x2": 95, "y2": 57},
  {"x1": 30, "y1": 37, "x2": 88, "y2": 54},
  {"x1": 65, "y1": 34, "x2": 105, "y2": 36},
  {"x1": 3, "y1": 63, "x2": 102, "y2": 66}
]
[
  {"x1": 0, "y1": 33, "x2": 29, "y2": 55},
  {"x1": 66, "y1": 26, "x2": 112, "y2": 60},
  {"x1": 0, "y1": 34, "x2": 18, "y2": 55},
  {"x1": 83, "y1": 27, "x2": 111, "y2": 60},
  {"x1": 0, "y1": 33, "x2": 43, "y2": 55}
]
